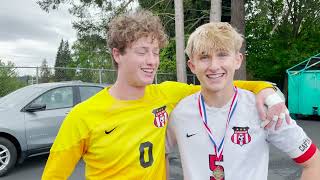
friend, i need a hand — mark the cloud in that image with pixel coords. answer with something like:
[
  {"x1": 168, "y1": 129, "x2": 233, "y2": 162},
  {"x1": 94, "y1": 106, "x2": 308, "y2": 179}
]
[{"x1": 0, "y1": 0, "x2": 76, "y2": 67}]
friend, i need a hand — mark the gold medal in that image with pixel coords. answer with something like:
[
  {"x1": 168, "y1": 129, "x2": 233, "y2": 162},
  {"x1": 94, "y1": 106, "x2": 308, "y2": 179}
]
[{"x1": 212, "y1": 167, "x2": 224, "y2": 180}]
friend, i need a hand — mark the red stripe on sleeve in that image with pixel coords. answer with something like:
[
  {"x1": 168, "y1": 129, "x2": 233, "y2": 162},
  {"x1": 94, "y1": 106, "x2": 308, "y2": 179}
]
[{"x1": 293, "y1": 143, "x2": 317, "y2": 164}]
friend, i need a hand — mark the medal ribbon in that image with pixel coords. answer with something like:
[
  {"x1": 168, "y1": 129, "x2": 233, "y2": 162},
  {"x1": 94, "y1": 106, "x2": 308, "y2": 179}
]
[{"x1": 197, "y1": 86, "x2": 238, "y2": 159}]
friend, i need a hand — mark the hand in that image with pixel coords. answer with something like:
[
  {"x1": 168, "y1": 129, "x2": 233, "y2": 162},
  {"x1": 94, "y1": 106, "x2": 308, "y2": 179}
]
[{"x1": 256, "y1": 88, "x2": 291, "y2": 130}]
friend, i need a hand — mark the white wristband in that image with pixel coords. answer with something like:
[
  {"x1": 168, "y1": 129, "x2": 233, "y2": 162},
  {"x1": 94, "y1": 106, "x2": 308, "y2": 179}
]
[{"x1": 265, "y1": 93, "x2": 284, "y2": 107}]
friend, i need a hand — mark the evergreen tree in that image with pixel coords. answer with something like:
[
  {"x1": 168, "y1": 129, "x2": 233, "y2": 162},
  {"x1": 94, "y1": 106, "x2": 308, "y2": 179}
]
[
  {"x1": 54, "y1": 39, "x2": 73, "y2": 81},
  {"x1": 40, "y1": 59, "x2": 51, "y2": 83},
  {"x1": 54, "y1": 39, "x2": 64, "y2": 81}
]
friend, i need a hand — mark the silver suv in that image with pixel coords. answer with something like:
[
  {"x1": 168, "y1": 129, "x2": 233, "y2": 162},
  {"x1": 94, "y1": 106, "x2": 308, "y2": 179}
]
[{"x1": 0, "y1": 81, "x2": 105, "y2": 176}]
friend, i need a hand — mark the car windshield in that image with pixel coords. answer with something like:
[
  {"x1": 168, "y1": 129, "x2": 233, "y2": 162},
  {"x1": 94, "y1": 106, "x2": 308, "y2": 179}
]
[{"x1": 0, "y1": 85, "x2": 44, "y2": 108}]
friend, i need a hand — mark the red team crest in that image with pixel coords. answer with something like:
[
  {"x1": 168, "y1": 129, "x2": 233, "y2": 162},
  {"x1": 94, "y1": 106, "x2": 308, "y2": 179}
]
[
  {"x1": 152, "y1": 106, "x2": 168, "y2": 128},
  {"x1": 231, "y1": 127, "x2": 251, "y2": 146}
]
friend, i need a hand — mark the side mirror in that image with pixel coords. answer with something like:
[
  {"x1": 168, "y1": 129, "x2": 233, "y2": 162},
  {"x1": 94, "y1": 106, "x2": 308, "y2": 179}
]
[{"x1": 25, "y1": 104, "x2": 46, "y2": 112}]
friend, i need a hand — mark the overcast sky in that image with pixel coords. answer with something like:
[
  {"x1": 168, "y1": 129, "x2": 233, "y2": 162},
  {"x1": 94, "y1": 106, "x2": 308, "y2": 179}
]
[{"x1": 0, "y1": 0, "x2": 76, "y2": 67}]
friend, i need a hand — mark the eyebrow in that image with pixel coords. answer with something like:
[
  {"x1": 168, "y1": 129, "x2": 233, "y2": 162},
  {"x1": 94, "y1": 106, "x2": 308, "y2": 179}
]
[{"x1": 134, "y1": 47, "x2": 159, "y2": 51}]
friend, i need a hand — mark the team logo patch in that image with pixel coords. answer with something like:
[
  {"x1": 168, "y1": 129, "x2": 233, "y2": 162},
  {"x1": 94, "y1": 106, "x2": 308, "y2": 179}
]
[
  {"x1": 231, "y1": 127, "x2": 251, "y2": 146},
  {"x1": 152, "y1": 106, "x2": 168, "y2": 128}
]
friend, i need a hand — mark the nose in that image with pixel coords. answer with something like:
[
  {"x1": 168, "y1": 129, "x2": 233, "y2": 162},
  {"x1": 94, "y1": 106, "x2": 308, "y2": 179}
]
[
  {"x1": 145, "y1": 52, "x2": 159, "y2": 66},
  {"x1": 208, "y1": 57, "x2": 220, "y2": 71}
]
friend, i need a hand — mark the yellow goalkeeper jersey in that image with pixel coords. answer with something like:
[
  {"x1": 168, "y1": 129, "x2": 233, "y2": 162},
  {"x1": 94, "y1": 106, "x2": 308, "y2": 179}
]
[{"x1": 42, "y1": 81, "x2": 271, "y2": 180}]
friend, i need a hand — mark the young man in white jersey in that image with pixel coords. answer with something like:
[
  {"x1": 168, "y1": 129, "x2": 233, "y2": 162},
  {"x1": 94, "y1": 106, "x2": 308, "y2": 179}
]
[
  {"x1": 166, "y1": 22, "x2": 320, "y2": 180},
  {"x1": 42, "y1": 10, "x2": 290, "y2": 180}
]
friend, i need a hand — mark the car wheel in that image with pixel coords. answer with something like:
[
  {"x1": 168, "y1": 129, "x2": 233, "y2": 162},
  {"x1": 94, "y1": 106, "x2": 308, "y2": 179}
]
[{"x1": 0, "y1": 137, "x2": 17, "y2": 177}]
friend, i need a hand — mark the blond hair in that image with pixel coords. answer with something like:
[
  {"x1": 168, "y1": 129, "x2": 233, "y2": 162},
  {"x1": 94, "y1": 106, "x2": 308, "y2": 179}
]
[
  {"x1": 185, "y1": 22, "x2": 243, "y2": 58},
  {"x1": 107, "y1": 9, "x2": 168, "y2": 68}
]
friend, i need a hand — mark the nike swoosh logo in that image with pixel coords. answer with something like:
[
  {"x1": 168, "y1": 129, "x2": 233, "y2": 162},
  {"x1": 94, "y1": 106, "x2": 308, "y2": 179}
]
[
  {"x1": 186, "y1": 133, "x2": 196, "y2": 138},
  {"x1": 105, "y1": 127, "x2": 116, "y2": 134}
]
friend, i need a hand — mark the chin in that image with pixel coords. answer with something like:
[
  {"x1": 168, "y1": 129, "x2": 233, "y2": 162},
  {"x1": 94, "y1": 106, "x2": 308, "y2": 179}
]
[
  {"x1": 204, "y1": 83, "x2": 225, "y2": 92},
  {"x1": 141, "y1": 79, "x2": 154, "y2": 86}
]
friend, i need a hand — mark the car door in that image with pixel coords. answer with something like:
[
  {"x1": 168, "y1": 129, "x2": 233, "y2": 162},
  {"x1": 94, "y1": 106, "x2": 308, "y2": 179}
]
[
  {"x1": 24, "y1": 86, "x2": 74, "y2": 151},
  {"x1": 78, "y1": 86, "x2": 104, "y2": 102}
]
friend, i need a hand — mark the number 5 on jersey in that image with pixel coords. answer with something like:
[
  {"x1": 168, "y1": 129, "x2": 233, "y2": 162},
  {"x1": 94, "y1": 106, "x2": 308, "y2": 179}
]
[{"x1": 209, "y1": 154, "x2": 225, "y2": 180}]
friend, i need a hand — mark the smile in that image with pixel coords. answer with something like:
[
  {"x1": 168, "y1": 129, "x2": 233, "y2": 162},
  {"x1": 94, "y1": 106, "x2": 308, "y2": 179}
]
[
  {"x1": 141, "y1": 68, "x2": 154, "y2": 74},
  {"x1": 206, "y1": 73, "x2": 225, "y2": 79}
]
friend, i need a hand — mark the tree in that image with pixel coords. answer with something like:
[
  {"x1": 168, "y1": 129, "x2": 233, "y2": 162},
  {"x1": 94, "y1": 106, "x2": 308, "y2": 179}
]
[
  {"x1": 0, "y1": 60, "x2": 25, "y2": 97},
  {"x1": 174, "y1": 0, "x2": 187, "y2": 82},
  {"x1": 210, "y1": 0, "x2": 222, "y2": 22},
  {"x1": 245, "y1": 0, "x2": 320, "y2": 89},
  {"x1": 54, "y1": 39, "x2": 73, "y2": 81},
  {"x1": 231, "y1": 0, "x2": 246, "y2": 80},
  {"x1": 40, "y1": 59, "x2": 51, "y2": 83}
]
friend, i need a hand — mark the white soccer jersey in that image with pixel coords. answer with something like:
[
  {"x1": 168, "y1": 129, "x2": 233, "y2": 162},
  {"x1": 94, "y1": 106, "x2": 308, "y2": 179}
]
[{"x1": 166, "y1": 89, "x2": 316, "y2": 180}]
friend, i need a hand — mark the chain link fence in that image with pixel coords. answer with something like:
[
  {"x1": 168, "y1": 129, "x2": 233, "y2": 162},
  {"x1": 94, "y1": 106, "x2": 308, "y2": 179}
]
[{"x1": 0, "y1": 66, "x2": 197, "y2": 97}]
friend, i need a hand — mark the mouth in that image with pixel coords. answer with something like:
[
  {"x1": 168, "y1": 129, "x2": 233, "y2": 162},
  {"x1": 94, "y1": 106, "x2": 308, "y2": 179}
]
[
  {"x1": 206, "y1": 73, "x2": 225, "y2": 80},
  {"x1": 141, "y1": 68, "x2": 155, "y2": 75}
]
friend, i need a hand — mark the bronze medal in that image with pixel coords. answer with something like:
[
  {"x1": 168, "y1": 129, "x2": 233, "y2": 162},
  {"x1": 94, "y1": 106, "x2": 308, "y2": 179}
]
[{"x1": 212, "y1": 167, "x2": 224, "y2": 180}]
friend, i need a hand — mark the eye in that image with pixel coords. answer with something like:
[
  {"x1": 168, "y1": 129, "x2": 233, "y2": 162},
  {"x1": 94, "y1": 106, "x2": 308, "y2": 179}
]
[
  {"x1": 137, "y1": 52, "x2": 146, "y2": 55},
  {"x1": 152, "y1": 50, "x2": 160, "y2": 56},
  {"x1": 200, "y1": 55, "x2": 209, "y2": 61},
  {"x1": 135, "y1": 49, "x2": 147, "y2": 55},
  {"x1": 217, "y1": 52, "x2": 229, "y2": 57}
]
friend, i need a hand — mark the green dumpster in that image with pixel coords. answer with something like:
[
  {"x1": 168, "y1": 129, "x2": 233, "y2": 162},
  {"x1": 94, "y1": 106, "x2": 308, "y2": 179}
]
[{"x1": 286, "y1": 53, "x2": 320, "y2": 116}]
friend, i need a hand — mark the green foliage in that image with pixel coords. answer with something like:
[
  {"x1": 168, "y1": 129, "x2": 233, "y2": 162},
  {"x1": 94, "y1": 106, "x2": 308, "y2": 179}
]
[
  {"x1": 138, "y1": 0, "x2": 233, "y2": 37},
  {"x1": 38, "y1": 0, "x2": 320, "y2": 88},
  {"x1": 159, "y1": 38, "x2": 176, "y2": 73},
  {"x1": 245, "y1": 0, "x2": 320, "y2": 88},
  {"x1": 54, "y1": 39, "x2": 74, "y2": 81},
  {"x1": 0, "y1": 60, "x2": 26, "y2": 97},
  {"x1": 70, "y1": 34, "x2": 113, "y2": 82}
]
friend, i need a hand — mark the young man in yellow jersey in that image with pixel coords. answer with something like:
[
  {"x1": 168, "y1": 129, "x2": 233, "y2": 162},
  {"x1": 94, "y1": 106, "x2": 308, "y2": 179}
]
[{"x1": 42, "y1": 10, "x2": 289, "y2": 180}]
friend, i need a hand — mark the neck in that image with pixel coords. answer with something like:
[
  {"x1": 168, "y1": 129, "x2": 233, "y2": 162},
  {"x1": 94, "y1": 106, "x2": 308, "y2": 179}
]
[
  {"x1": 109, "y1": 80, "x2": 146, "y2": 100},
  {"x1": 201, "y1": 85, "x2": 235, "y2": 108}
]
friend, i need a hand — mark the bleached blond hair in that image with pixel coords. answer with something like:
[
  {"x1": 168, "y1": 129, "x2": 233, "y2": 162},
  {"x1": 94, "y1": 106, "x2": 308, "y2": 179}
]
[{"x1": 185, "y1": 22, "x2": 244, "y2": 58}]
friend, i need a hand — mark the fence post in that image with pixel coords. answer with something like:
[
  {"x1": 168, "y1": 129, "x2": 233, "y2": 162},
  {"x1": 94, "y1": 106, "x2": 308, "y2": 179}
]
[
  {"x1": 193, "y1": 74, "x2": 195, "y2": 84},
  {"x1": 155, "y1": 73, "x2": 158, "y2": 84},
  {"x1": 99, "y1": 69, "x2": 102, "y2": 84},
  {"x1": 36, "y1": 66, "x2": 39, "y2": 84}
]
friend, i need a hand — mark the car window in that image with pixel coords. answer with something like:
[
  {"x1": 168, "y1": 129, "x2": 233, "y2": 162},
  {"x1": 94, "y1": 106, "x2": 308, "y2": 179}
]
[
  {"x1": 0, "y1": 86, "x2": 44, "y2": 108},
  {"x1": 79, "y1": 86, "x2": 103, "y2": 102},
  {"x1": 31, "y1": 87, "x2": 73, "y2": 110}
]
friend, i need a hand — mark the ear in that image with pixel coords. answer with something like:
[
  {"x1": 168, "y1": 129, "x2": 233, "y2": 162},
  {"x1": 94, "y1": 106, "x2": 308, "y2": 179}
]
[
  {"x1": 187, "y1": 59, "x2": 196, "y2": 74},
  {"x1": 112, "y1": 48, "x2": 121, "y2": 64},
  {"x1": 235, "y1": 53, "x2": 243, "y2": 70}
]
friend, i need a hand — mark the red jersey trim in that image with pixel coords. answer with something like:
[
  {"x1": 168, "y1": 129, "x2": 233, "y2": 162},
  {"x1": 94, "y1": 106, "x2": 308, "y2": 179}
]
[{"x1": 293, "y1": 143, "x2": 317, "y2": 164}]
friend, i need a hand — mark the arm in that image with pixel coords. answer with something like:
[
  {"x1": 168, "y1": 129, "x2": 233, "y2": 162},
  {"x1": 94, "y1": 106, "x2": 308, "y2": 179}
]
[
  {"x1": 158, "y1": 80, "x2": 272, "y2": 103},
  {"x1": 234, "y1": 80, "x2": 289, "y2": 130},
  {"x1": 234, "y1": 80, "x2": 273, "y2": 94},
  {"x1": 42, "y1": 143, "x2": 84, "y2": 180},
  {"x1": 300, "y1": 149, "x2": 320, "y2": 180},
  {"x1": 267, "y1": 119, "x2": 319, "y2": 179},
  {"x1": 159, "y1": 81, "x2": 287, "y2": 129},
  {"x1": 42, "y1": 107, "x2": 88, "y2": 180}
]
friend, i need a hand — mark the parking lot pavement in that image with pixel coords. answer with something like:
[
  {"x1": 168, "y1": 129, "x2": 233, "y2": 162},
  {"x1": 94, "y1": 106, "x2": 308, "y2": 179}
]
[{"x1": 1, "y1": 119, "x2": 318, "y2": 180}]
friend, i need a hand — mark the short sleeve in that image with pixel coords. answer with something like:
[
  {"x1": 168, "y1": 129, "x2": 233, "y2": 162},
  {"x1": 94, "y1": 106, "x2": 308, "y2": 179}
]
[
  {"x1": 157, "y1": 81, "x2": 200, "y2": 103},
  {"x1": 42, "y1": 105, "x2": 90, "y2": 180}
]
